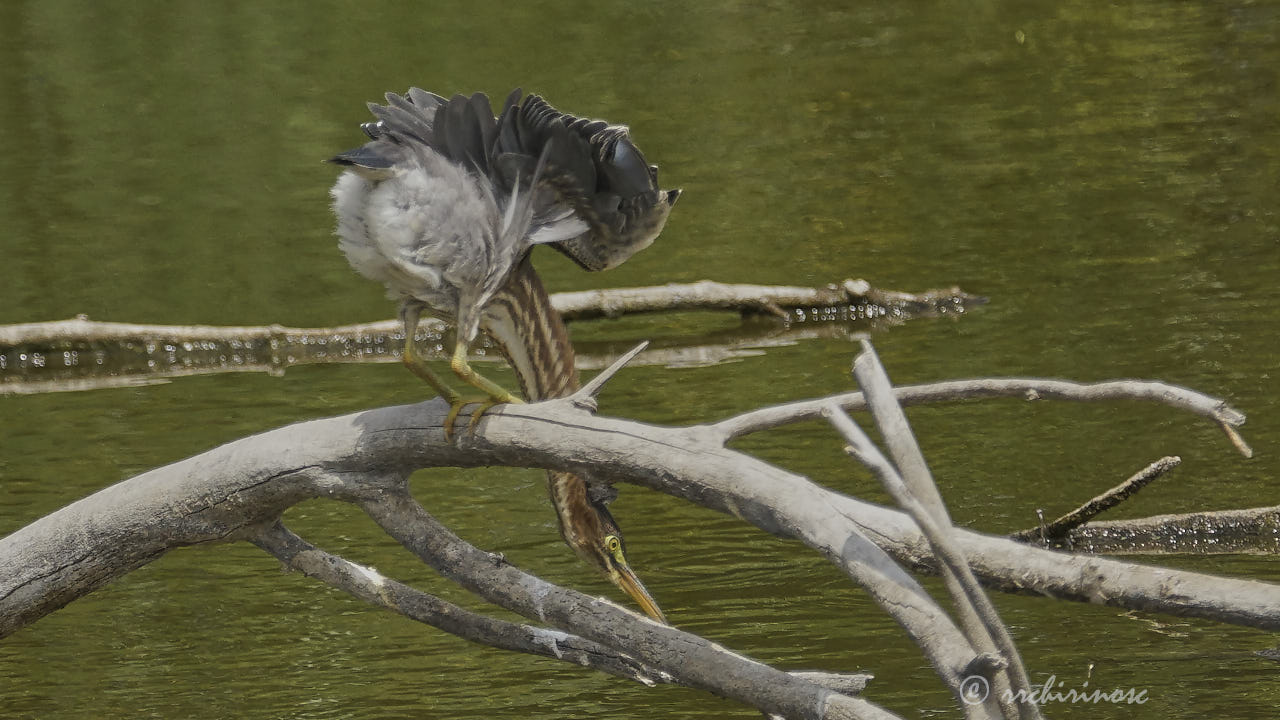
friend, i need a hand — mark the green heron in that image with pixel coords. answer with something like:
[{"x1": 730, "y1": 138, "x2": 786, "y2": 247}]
[{"x1": 330, "y1": 89, "x2": 679, "y2": 622}]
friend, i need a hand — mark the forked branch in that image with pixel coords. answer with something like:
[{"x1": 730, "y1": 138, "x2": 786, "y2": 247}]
[{"x1": 0, "y1": 356, "x2": 1270, "y2": 717}]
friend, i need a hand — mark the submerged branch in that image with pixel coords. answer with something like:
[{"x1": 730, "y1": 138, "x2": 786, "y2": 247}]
[
  {"x1": 0, "y1": 279, "x2": 979, "y2": 347},
  {"x1": 1033, "y1": 505, "x2": 1280, "y2": 555},
  {"x1": 550, "y1": 278, "x2": 982, "y2": 322},
  {"x1": 1010, "y1": 456, "x2": 1182, "y2": 543},
  {"x1": 0, "y1": 279, "x2": 981, "y2": 396}
]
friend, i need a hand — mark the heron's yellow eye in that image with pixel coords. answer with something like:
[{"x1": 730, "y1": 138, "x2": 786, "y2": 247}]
[{"x1": 604, "y1": 534, "x2": 624, "y2": 562}]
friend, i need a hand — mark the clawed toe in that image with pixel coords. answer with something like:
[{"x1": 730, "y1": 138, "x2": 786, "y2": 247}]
[{"x1": 444, "y1": 395, "x2": 524, "y2": 442}]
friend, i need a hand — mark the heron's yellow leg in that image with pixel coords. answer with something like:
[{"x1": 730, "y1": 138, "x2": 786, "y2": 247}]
[
  {"x1": 449, "y1": 341, "x2": 524, "y2": 432},
  {"x1": 401, "y1": 307, "x2": 470, "y2": 441},
  {"x1": 402, "y1": 335, "x2": 459, "y2": 402}
]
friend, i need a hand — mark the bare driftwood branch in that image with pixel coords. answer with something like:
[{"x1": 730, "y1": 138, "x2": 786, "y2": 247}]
[
  {"x1": 259, "y1": 493, "x2": 890, "y2": 718},
  {"x1": 0, "y1": 402, "x2": 896, "y2": 718},
  {"x1": 838, "y1": 343, "x2": 1040, "y2": 720},
  {"x1": 1010, "y1": 456, "x2": 1183, "y2": 543},
  {"x1": 356, "y1": 490, "x2": 897, "y2": 720},
  {"x1": 0, "y1": 280, "x2": 981, "y2": 396},
  {"x1": 549, "y1": 278, "x2": 982, "y2": 322},
  {"x1": 826, "y1": 404, "x2": 1003, "y2": 720},
  {"x1": 251, "y1": 521, "x2": 670, "y2": 686},
  {"x1": 5, "y1": 391, "x2": 1276, "y2": 638},
  {"x1": 0, "y1": 279, "x2": 980, "y2": 347},
  {"x1": 0, "y1": 354, "x2": 1269, "y2": 716},
  {"x1": 714, "y1": 377, "x2": 1251, "y2": 457}
]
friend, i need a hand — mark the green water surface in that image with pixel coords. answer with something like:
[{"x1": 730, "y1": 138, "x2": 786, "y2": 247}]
[{"x1": 3, "y1": 2, "x2": 1280, "y2": 718}]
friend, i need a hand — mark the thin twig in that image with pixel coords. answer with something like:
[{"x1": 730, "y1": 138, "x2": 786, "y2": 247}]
[
  {"x1": 1215, "y1": 415, "x2": 1254, "y2": 458},
  {"x1": 1010, "y1": 456, "x2": 1182, "y2": 543},
  {"x1": 573, "y1": 340, "x2": 649, "y2": 409},
  {"x1": 713, "y1": 378, "x2": 1249, "y2": 457}
]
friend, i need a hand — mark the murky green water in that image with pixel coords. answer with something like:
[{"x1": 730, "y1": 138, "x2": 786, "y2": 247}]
[{"x1": 3, "y1": 1, "x2": 1280, "y2": 717}]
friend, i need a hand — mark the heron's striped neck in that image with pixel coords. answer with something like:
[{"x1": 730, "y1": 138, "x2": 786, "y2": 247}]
[
  {"x1": 483, "y1": 255, "x2": 579, "y2": 402},
  {"x1": 482, "y1": 255, "x2": 596, "y2": 559}
]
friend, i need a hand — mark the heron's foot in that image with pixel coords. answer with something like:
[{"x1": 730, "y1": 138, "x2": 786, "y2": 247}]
[
  {"x1": 465, "y1": 394, "x2": 524, "y2": 434},
  {"x1": 443, "y1": 394, "x2": 524, "y2": 442}
]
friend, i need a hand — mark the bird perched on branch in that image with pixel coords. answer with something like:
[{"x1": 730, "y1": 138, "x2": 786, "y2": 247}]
[
  {"x1": 331, "y1": 88, "x2": 680, "y2": 433},
  {"x1": 329, "y1": 88, "x2": 679, "y2": 622}
]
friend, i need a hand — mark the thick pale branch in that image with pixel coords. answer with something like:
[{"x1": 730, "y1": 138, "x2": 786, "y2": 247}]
[
  {"x1": 826, "y1": 403, "x2": 1004, "y2": 720},
  {"x1": 852, "y1": 347, "x2": 1042, "y2": 720},
  {"x1": 250, "y1": 521, "x2": 670, "y2": 686},
  {"x1": 470, "y1": 400, "x2": 1280, "y2": 630},
  {"x1": 5, "y1": 396, "x2": 1279, "y2": 638},
  {"x1": 4, "y1": 390, "x2": 1278, "y2": 717}
]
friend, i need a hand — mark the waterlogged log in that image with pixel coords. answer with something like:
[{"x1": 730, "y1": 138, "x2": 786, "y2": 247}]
[{"x1": 0, "y1": 279, "x2": 982, "y2": 395}]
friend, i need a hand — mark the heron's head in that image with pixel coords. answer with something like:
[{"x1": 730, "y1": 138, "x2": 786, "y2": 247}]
[
  {"x1": 551, "y1": 128, "x2": 682, "y2": 272},
  {"x1": 591, "y1": 503, "x2": 667, "y2": 624},
  {"x1": 555, "y1": 484, "x2": 666, "y2": 623}
]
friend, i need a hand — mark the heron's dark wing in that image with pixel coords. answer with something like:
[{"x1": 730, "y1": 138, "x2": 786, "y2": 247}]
[
  {"x1": 373, "y1": 94, "x2": 434, "y2": 145},
  {"x1": 488, "y1": 92, "x2": 677, "y2": 270},
  {"x1": 431, "y1": 93, "x2": 499, "y2": 175},
  {"x1": 498, "y1": 95, "x2": 599, "y2": 197},
  {"x1": 330, "y1": 90, "x2": 498, "y2": 177}
]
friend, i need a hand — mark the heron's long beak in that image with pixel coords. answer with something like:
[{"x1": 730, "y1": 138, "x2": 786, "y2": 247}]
[{"x1": 610, "y1": 565, "x2": 667, "y2": 624}]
